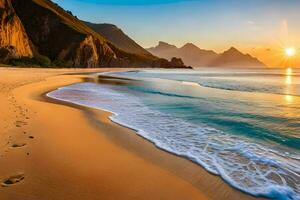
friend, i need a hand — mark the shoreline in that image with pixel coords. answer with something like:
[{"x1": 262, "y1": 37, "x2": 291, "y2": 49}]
[{"x1": 0, "y1": 67, "x2": 264, "y2": 200}]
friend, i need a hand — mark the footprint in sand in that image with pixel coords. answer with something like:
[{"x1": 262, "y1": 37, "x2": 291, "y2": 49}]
[
  {"x1": 1, "y1": 173, "x2": 25, "y2": 187},
  {"x1": 10, "y1": 143, "x2": 27, "y2": 148},
  {"x1": 15, "y1": 121, "x2": 27, "y2": 128}
]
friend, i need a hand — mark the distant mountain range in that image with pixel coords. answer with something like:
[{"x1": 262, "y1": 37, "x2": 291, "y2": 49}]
[
  {"x1": 148, "y1": 42, "x2": 266, "y2": 68},
  {"x1": 0, "y1": 0, "x2": 187, "y2": 68}
]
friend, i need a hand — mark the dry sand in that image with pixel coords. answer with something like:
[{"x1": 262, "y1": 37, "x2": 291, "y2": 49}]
[{"x1": 0, "y1": 67, "x2": 264, "y2": 200}]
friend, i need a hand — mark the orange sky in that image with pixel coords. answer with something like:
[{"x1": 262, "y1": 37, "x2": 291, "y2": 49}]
[
  {"x1": 243, "y1": 20, "x2": 300, "y2": 68},
  {"x1": 247, "y1": 46, "x2": 300, "y2": 68}
]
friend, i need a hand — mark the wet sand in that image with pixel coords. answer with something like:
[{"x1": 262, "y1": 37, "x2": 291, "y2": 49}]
[{"x1": 0, "y1": 67, "x2": 264, "y2": 200}]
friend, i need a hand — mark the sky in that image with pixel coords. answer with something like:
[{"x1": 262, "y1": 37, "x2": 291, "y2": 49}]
[{"x1": 53, "y1": 0, "x2": 300, "y2": 67}]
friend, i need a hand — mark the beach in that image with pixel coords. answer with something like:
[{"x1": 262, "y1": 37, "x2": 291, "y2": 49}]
[{"x1": 0, "y1": 67, "x2": 263, "y2": 200}]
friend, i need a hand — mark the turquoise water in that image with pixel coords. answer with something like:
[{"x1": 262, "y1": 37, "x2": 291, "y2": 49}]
[{"x1": 48, "y1": 68, "x2": 300, "y2": 200}]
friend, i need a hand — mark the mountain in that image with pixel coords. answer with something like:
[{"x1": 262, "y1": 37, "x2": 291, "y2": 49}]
[
  {"x1": 147, "y1": 42, "x2": 266, "y2": 68},
  {"x1": 83, "y1": 21, "x2": 152, "y2": 57},
  {"x1": 148, "y1": 41, "x2": 177, "y2": 53},
  {"x1": 147, "y1": 41, "x2": 218, "y2": 67},
  {"x1": 147, "y1": 41, "x2": 177, "y2": 60},
  {"x1": 208, "y1": 47, "x2": 266, "y2": 68},
  {"x1": 0, "y1": 0, "x2": 187, "y2": 68},
  {"x1": 177, "y1": 43, "x2": 218, "y2": 67}
]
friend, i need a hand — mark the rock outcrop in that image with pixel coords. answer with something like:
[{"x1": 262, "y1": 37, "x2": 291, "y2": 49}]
[
  {"x1": 0, "y1": 0, "x2": 33, "y2": 61},
  {"x1": 170, "y1": 57, "x2": 185, "y2": 68}
]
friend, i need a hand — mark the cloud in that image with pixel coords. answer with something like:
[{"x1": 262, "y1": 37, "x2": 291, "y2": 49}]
[
  {"x1": 246, "y1": 20, "x2": 259, "y2": 31},
  {"x1": 281, "y1": 19, "x2": 289, "y2": 38},
  {"x1": 247, "y1": 20, "x2": 255, "y2": 25}
]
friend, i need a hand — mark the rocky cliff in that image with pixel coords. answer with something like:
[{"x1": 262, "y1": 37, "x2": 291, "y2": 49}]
[
  {"x1": 0, "y1": 0, "x2": 188, "y2": 68},
  {"x1": 0, "y1": 0, "x2": 33, "y2": 61},
  {"x1": 11, "y1": 0, "x2": 117, "y2": 68}
]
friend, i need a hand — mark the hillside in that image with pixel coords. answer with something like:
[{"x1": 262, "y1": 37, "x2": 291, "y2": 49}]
[
  {"x1": 0, "y1": 0, "x2": 187, "y2": 68},
  {"x1": 148, "y1": 42, "x2": 266, "y2": 68},
  {"x1": 84, "y1": 21, "x2": 152, "y2": 57}
]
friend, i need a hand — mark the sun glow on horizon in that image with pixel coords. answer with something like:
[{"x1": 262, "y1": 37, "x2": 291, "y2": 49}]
[{"x1": 285, "y1": 47, "x2": 296, "y2": 57}]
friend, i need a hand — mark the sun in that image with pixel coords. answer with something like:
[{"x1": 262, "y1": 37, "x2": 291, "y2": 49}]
[{"x1": 285, "y1": 47, "x2": 296, "y2": 57}]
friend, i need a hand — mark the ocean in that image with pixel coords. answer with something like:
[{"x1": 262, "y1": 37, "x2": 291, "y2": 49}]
[{"x1": 47, "y1": 68, "x2": 300, "y2": 200}]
